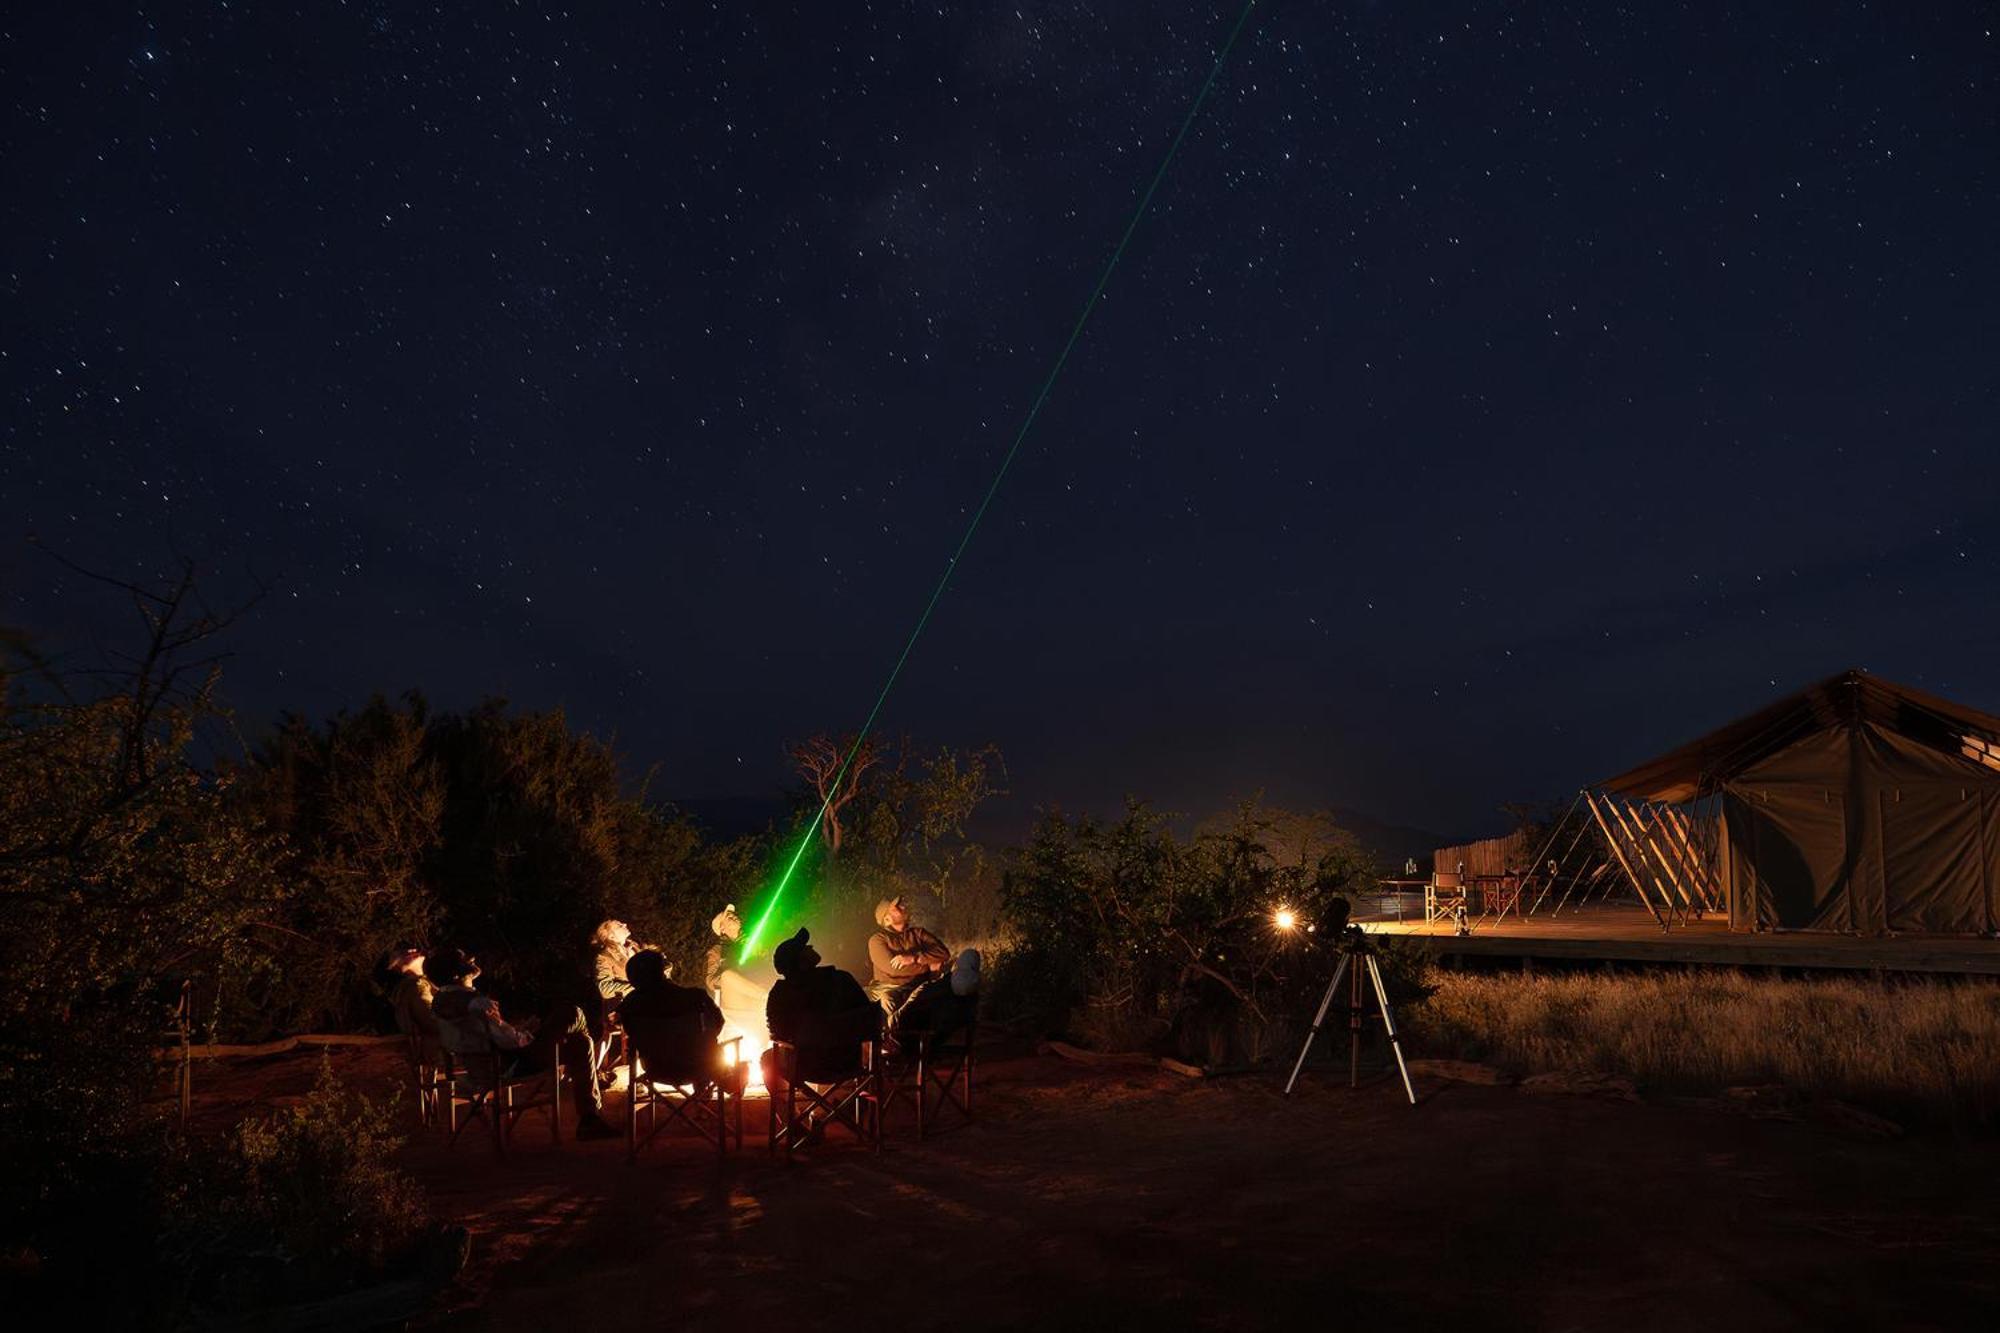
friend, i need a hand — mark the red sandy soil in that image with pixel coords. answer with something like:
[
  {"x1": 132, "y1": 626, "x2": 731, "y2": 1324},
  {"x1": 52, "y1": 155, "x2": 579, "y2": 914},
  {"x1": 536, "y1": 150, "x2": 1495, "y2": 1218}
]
[{"x1": 191, "y1": 1041, "x2": 2000, "y2": 1332}]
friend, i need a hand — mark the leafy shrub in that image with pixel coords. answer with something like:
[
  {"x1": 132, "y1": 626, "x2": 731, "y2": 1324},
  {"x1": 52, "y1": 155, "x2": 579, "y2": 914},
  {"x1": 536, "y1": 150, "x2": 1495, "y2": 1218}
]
[
  {"x1": 224, "y1": 1058, "x2": 431, "y2": 1277},
  {"x1": 994, "y1": 800, "x2": 1403, "y2": 1064}
]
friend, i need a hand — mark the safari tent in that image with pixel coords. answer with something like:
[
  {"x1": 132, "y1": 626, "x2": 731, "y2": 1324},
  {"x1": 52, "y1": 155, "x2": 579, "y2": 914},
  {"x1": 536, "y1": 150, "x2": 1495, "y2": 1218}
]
[{"x1": 1601, "y1": 669, "x2": 2000, "y2": 936}]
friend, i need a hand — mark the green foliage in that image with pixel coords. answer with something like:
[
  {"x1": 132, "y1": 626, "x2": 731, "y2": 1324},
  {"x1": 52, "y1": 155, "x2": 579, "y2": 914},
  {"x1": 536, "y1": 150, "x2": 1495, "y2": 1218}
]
[
  {"x1": 243, "y1": 695, "x2": 767, "y2": 1018},
  {"x1": 799, "y1": 736, "x2": 1009, "y2": 947},
  {"x1": 994, "y1": 799, "x2": 1395, "y2": 1064},
  {"x1": 236, "y1": 696, "x2": 445, "y2": 1033},
  {"x1": 1, "y1": 680, "x2": 285, "y2": 1251},
  {"x1": 221, "y1": 1057, "x2": 431, "y2": 1278}
]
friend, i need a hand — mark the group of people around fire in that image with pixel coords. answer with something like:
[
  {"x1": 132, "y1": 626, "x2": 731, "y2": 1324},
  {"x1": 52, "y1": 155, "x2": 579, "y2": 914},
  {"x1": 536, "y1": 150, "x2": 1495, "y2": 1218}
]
[{"x1": 379, "y1": 892, "x2": 979, "y2": 1139}]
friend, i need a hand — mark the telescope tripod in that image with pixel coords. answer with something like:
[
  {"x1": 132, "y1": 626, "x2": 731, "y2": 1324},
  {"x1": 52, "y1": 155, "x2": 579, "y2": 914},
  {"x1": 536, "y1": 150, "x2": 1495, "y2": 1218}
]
[{"x1": 1283, "y1": 934, "x2": 1417, "y2": 1104}]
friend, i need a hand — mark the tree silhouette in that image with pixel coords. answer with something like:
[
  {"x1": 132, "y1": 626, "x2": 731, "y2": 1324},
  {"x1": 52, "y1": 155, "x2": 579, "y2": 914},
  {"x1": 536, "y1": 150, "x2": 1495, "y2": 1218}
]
[{"x1": 785, "y1": 732, "x2": 884, "y2": 858}]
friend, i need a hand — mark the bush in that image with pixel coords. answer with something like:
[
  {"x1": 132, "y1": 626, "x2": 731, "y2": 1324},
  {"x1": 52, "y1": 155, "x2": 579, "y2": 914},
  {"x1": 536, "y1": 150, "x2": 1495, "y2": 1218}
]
[
  {"x1": 994, "y1": 800, "x2": 1405, "y2": 1065},
  {"x1": 239, "y1": 696, "x2": 771, "y2": 1026},
  {"x1": 224, "y1": 1058, "x2": 430, "y2": 1275},
  {"x1": 156, "y1": 1059, "x2": 433, "y2": 1321}
]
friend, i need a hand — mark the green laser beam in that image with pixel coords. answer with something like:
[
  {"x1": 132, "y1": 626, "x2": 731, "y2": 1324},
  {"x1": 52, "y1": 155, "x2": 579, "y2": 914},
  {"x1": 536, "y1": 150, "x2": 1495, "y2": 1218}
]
[{"x1": 739, "y1": 0, "x2": 1262, "y2": 965}]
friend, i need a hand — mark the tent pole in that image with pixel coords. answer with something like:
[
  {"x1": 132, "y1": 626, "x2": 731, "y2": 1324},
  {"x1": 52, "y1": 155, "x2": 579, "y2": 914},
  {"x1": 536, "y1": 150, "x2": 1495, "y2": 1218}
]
[
  {"x1": 1633, "y1": 801, "x2": 1701, "y2": 922},
  {"x1": 1508, "y1": 792, "x2": 1586, "y2": 921},
  {"x1": 1606, "y1": 796, "x2": 1692, "y2": 926},
  {"x1": 1653, "y1": 804, "x2": 1723, "y2": 915},
  {"x1": 1585, "y1": 790, "x2": 1668, "y2": 931}
]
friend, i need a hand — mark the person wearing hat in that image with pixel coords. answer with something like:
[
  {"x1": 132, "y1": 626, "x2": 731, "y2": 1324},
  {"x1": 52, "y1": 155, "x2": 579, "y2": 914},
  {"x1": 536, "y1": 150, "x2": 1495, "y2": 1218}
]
[
  {"x1": 619, "y1": 950, "x2": 728, "y2": 1083},
  {"x1": 866, "y1": 895, "x2": 979, "y2": 1041},
  {"x1": 760, "y1": 928, "x2": 879, "y2": 1090},
  {"x1": 378, "y1": 940, "x2": 441, "y2": 1053},
  {"x1": 705, "y1": 903, "x2": 771, "y2": 1061},
  {"x1": 705, "y1": 904, "x2": 742, "y2": 993},
  {"x1": 424, "y1": 946, "x2": 620, "y2": 1140}
]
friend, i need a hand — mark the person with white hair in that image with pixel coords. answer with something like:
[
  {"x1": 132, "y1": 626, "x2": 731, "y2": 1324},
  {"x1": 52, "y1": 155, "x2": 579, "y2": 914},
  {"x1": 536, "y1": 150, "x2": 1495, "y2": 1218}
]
[{"x1": 591, "y1": 918, "x2": 642, "y2": 1007}]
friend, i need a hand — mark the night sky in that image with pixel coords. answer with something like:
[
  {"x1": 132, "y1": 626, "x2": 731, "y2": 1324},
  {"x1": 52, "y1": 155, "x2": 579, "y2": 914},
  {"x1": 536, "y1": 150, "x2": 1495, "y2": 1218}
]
[{"x1": 6, "y1": 3, "x2": 1996, "y2": 839}]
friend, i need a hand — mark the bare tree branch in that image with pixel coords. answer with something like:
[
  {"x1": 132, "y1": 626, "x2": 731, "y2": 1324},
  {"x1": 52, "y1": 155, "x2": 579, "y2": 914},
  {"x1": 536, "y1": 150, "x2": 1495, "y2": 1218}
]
[{"x1": 786, "y1": 732, "x2": 887, "y2": 857}]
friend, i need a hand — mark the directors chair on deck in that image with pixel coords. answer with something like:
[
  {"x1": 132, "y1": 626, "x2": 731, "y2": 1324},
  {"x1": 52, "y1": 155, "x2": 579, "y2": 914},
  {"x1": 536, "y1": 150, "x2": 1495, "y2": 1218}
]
[
  {"x1": 767, "y1": 1035, "x2": 885, "y2": 1158},
  {"x1": 1425, "y1": 870, "x2": 1471, "y2": 926},
  {"x1": 626, "y1": 1030, "x2": 743, "y2": 1161}
]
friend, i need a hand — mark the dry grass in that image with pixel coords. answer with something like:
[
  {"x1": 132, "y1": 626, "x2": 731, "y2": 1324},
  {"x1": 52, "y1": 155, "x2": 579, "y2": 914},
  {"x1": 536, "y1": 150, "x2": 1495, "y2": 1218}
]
[{"x1": 1411, "y1": 968, "x2": 2000, "y2": 1126}]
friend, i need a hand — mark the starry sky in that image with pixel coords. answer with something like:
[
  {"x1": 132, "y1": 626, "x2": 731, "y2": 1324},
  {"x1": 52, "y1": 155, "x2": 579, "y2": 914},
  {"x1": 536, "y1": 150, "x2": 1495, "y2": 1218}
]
[{"x1": 6, "y1": 2, "x2": 1997, "y2": 839}]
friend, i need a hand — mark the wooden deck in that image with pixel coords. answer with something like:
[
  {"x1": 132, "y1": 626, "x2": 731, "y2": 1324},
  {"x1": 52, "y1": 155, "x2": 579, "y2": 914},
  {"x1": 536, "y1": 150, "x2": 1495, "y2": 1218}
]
[{"x1": 1361, "y1": 902, "x2": 2000, "y2": 976}]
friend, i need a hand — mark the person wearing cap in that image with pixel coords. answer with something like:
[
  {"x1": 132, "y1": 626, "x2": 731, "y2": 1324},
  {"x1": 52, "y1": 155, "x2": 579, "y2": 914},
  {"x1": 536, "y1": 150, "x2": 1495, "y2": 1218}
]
[
  {"x1": 867, "y1": 895, "x2": 979, "y2": 1042},
  {"x1": 705, "y1": 905, "x2": 742, "y2": 993},
  {"x1": 865, "y1": 895, "x2": 950, "y2": 1003},
  {"x1": 706, "y1": 903, "x2": 771, "y2": 1060},
  {"x1": 378, "y1": 940, "x2": 441, "y2": 1053},
  {"x1": 425, "y1": 946, "x2": 620, "y2": 1140},
  {"x1": 760, "y1": 928, "x2": 879, "y2": 1090},
  {"x1": 618, "y1": 950, "x2": 729, "y2": 1083}
]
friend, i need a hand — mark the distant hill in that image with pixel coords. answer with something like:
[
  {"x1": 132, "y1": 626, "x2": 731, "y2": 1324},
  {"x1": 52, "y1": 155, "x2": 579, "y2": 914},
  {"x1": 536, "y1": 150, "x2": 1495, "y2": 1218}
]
[{"x1": 1322, "y1": 807, "x2": 1455, "y2": 876}]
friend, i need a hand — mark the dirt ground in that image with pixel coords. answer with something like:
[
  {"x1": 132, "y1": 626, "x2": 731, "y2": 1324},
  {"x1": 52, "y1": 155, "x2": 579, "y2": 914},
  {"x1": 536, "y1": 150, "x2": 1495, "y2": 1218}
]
[{"x1": 193, "y1": 1041, "x2": 2000, "y2": 1332}]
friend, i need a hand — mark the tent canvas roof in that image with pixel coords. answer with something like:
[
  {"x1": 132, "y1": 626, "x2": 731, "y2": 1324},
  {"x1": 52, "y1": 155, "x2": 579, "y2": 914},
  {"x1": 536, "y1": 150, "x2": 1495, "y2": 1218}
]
[{"x1": 1600, "y1": 669, "x2": 2000, "y2": 804}]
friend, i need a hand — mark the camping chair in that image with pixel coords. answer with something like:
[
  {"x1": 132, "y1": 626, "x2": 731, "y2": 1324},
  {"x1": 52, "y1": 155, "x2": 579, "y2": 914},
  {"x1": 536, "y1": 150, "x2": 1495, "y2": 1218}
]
[
  {"x1": 1481, "y1": 873, "x2": 1525, "y2": 919},
  {"x1": 438, "y1": 1046, "x2": 564, "y2": 1158},
  {"x1": 404, "y1": 1030, "x2": 445, "y2": 1129},
  {"x1": 1425, "y1": 871, "x2": 1469, "y2": 925},
  {"x1": 767, "y1": 1035, "x2": 885, "y2": 1158},
  {"x1": 881, "y1": 1018, "x2": 976, "y2": 1141},
  {"x1": 627, "y1": 1032, "x2": 744, "y2": 1161}
]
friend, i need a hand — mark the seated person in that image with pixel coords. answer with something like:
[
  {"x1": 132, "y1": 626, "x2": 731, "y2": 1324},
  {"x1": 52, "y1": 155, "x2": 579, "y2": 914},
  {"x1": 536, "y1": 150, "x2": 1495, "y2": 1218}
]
[
  {"x1": 591, "y1": 918, "x2": 643, "y2": 1008},
  {"x1": 706, "y1": 903, "x2": 770, "y2": 1056},
  {"x1": 865, "y1": 895, "x2": 980, "y2": 1044},
  {"x1": 705, "y1": 904, "x2": 741, "y2": 994},
  {"x1": 619, "y1": 950, "x2": 730, "y2": 1085},
  {"x1": 761, "y1": 928, "x2": 880, "y2": 1088},
  {"x1": 379, "y1": 940, "x2": 441, "y2": 1059},
  {"x1": 425, "y1": 947, "x2": 619, "y2": 1140}
]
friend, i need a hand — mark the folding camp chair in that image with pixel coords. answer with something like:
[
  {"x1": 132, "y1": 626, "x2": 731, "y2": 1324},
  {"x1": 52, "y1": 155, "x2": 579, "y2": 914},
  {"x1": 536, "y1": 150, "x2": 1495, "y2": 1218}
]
[
  {"x1": 627, "y1": 1033, "x2": 744, "y2": 1161},
  {"x1": 404, "y1": 1030, "x2": 445, "y2": 1129},
  {"x1": 767, "y1": 1036, "x2": 885, "y2": 1157},
  {"x1": 882, "y1": 1019, "x2": 976, "y2": 1141},
  {"x1": 439, "y1": 1047, "x2": 564, "y2": 1157}
]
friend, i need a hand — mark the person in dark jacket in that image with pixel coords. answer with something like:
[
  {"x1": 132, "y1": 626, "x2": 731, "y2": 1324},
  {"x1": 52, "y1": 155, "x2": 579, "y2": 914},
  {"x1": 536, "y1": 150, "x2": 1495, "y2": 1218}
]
[
  {"x1": 761, "y1": 928, "x2": 880, "y2": 1088},
  {"x1": 379, "y1": 941, "x2": 441, "y2": 1054},
  {"x1": 424, "y1": 947, "x2": 618, "y2": 1140},
  {"x1": 619, "y1": 950, "x2": 729, "y2": 1083}
]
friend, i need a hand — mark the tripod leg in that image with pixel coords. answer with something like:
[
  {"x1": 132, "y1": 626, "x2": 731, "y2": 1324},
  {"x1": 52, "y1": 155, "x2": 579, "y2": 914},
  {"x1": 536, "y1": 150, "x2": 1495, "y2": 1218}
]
[
  {"x1": 1363, "y1": 955, "x2": 1418, "y2": 1106},
  {"x1": 1348, "y1": 953, "x2": 1364, "y2": 1089},
  {"x1": 1282, "y1": 956, "x2": 1351, "y2": 1096}
]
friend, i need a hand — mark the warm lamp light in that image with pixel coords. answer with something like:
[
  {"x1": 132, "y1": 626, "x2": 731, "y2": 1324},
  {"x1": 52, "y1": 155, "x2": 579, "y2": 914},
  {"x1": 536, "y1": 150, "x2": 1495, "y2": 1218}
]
[{"x1": 1273, "y1": 907, "x2": 1298, "y2": 932}]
